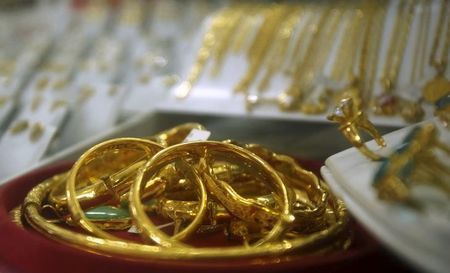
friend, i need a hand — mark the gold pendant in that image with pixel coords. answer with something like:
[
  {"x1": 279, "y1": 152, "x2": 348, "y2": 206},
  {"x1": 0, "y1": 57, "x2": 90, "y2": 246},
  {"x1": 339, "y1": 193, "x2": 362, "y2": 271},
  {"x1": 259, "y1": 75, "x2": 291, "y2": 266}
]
[
  {"x1": 400, "y1": 100, "x2": 424, "y2": 123},
  {"x1": 422, "y1": 75, "x2": 450, "y2": 103},
  {"x1": 372, "y1": 93, "x2": 400, "y2": 116}
]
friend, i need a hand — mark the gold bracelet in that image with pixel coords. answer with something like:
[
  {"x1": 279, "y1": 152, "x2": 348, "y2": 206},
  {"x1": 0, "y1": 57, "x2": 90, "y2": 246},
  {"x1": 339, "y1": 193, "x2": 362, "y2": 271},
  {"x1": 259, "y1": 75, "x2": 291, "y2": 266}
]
[
  {"x1": 22, "y1": 173, "x2": 349, "y2": 260},
  {"x1": 130, "y1": 141, "x2": 294, "y2": 248},
  {"x1": 66, "y1": 138, "x2": 164, "y2": 239},
  {"x1": 16, "y1": 124, "x2": 350, "y2": 260}
]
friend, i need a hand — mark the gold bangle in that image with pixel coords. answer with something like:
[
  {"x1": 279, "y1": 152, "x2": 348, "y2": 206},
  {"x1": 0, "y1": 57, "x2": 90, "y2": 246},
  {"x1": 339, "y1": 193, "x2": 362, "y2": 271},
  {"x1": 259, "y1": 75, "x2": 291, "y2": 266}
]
[
  {"x1": 17, "y1": 124, "x2": 350, "y2": 260},
  {"x1": 374, "y1": 124, "x2": 450, "y2": 201},
  {"x1": 66, "y1": 138, "x2": 164, "y2": 239},
  {"x1": 130, "y1": 141, "x2": 295, "y2": 247},
  {"x1": 22, "y1": 171, "x2": 349, "y2": 260}
]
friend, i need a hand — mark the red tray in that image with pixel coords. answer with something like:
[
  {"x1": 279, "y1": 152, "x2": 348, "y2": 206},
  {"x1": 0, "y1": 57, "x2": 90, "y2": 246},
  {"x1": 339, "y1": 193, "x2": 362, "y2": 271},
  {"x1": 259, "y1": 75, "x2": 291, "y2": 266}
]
[{"x1": 0, "y1": 161, "x2": 413, "y2": 273}]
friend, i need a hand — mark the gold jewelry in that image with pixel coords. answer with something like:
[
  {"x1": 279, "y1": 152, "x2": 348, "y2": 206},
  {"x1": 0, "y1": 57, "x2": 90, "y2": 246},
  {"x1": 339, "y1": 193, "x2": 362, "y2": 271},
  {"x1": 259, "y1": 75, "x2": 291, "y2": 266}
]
[
  {"x1": 399, "y1": 0, "x2": 429, "y2": 123},
  {"x1": 234, "y1": 5, "x2": 292, "y2": 93},
  {"x1": 210, "y1": 6, "x2": 246, "y2": 77},
  {"x1": 361, "y1": 0, "x2": 388, "y2": 105},
  {"x1": 422, "y1": 0, "x2": 450, "y2": 103},
  {"x1": 257, "y1": 6, "x2": 302, "y2": 92},
  {"x1": 66, "y1": 138, "x2": 164, "y2": 239},
  {"x1": 130, "y1": 141, "x2": 294, "y2": 247},
  {"x1": 231, "y1": 6, "x2": 262, "y2": 54},
  {"x1": 17, "y1": 124, "x2": 350, "y2": 260},
  {"x1": 175, "y1": 8, "x2": 234, "y2": 99},
  {"x1": 22, "y1": 175, "x2": 348, "y2": 260},
  {"x1": 373, "y1": 0, "x2": 415, "y2": 116},
  {"x1": 9, "y1": 120, "x2": 29, "y2": 135},
  {"x1": 300, "y1": 7, "x2": 345, "y2": 114},
  {"x1": 29, "y1": 122, "x2": 44, "y2": 142},
  {"x1": 373, "y1": 123, "x2": 450, "y2": 201},
  {"x1": 328, "y1": 97, "x2": 386, "y2": 161},
  {"x1": 278, "y1": 7, "x2": 331, "y2": 111}
]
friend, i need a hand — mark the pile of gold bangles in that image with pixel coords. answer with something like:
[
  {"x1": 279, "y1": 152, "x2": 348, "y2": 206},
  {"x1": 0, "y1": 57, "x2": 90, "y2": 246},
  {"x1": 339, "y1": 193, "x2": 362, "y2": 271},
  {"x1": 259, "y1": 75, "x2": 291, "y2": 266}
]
[{"x1": 11, "y1": 123, "x2": 350, "y2": 260}]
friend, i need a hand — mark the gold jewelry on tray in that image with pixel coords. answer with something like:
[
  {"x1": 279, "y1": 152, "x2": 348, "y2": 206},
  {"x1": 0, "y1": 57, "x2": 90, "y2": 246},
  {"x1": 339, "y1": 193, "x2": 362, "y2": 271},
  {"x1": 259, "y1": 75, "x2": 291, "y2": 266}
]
[
  {"x1": 373, "y1": 123, "x2": 450, "y2": 202},
  {"x1": 15, "y1": 124, "x2": 350, "y2": 260},
  {"x1": 21, "y1": 176, "x2": 349, "y2": 260}
]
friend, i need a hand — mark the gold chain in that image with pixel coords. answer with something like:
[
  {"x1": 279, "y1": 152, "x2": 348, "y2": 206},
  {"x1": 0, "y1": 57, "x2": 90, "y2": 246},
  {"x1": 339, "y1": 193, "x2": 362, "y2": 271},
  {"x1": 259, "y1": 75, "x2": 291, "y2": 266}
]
[
  {"x1": 331, "y1": 2, "x2": 375, "y2": 110},
  {"x1": 257, "y1": 5, "x2": 302, "y2": 92},
  {"x1": 210, "y1": 6, "x2": 246, "y2": 77},
  {"x1": 330, "y1": 8, "x2": 363, "y2": 84},
  {"x1": 421, "y1": 0, "x2": 450, "y2": 102},
  {"x1": 363, "y1": 0, "x2": 388, "y2": 103},
  {"x1": 175, "y1": 8, "x2": 233, "y2": 99},
  {"x1": 234, "y1": 5, "x2": 291, "y2": 93},
  {"x1": 299, "y1": 8, "x2": 345, "y2": 114},
  {"x1": 284, "y1": 9, "x2": 315, "y2": 75},
  {"x1": 411, "y1": 0, "x2": 431, "y2": 83},
  {"x1": 429, "y1": 0, "x2": 450, "y2": 71},
  {"x1": 381, "y1": 0, "x2": 416, "y2": 92},
  {"x1": 278, "y1": 7, "x2": 331, "y2": 110}
]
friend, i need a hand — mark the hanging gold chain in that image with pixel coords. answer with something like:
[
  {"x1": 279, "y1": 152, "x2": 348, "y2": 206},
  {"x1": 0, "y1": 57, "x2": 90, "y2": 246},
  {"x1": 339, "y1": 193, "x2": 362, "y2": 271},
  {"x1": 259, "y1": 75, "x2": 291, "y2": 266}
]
[
  {"x1": 257, "y1": 5, "x2": 302, "y2": 92},
  {"x1": 330, "y1": 8, "x2": 363, "y2": 84},
  {"x1": 210, "y1": 6, "x2": 246, "y2": 77},
  {"x1": 380, "y1": 0, "x2": 416, "y2": 92},
  {"x1": 363, "y1": 0, "x2": 388, "y2": 103},
  {"x1": 277, "y1": 7, "x2": 331, "y2": 111},
  {"x1": 234, "y1": 5, "x2": 291, "y2": 93},
  {"x1": 411, "y1": 0, "x2": 431, "y2": 84},
  {"x1": 429, "y1": 0, "x2": 450, "y2": 71},
  {"x1": 422, "y1": 0, "x2": 450, "y2": 103},
  {"x1": 175, "y1": 8, "x2": 234, "y2": 99}
]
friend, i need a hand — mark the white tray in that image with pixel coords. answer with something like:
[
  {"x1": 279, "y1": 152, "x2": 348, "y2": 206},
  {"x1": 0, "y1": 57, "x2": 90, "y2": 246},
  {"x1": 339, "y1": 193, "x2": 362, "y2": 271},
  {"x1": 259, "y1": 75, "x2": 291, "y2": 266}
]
[{"x1": 321, "y1": 120, "x2": 450, "y2": 273}]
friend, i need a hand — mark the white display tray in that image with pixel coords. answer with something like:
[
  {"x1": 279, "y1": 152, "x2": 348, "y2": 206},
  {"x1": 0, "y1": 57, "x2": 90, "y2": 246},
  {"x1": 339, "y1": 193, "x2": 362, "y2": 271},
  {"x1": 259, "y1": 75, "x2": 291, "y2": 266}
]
[{"x1": 321, "y1": 120, "x2": 449, "y2": 273}]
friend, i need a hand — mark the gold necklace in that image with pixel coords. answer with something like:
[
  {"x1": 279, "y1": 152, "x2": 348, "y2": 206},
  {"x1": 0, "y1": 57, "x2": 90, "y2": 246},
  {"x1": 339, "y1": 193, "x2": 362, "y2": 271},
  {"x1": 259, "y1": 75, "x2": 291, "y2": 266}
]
[
  {"x1": 372, "y1": 0, "x2": 415, "y2": 116},
  {"x1": 400, "y1": 0, "x2": 430, "y2": 123},
  {"x1": 231, "y1": 6, "x2": 262, "y2": 54},
  {"x1": 329, "y1": 8, "x2": 363, "y2": 85},
  {"x1": 300, "y1": 7, "x2": 345, "y2": 114},
  {"x1": 283, "y1": 8, "x2": 315, "y2": 75},
  {"x1": 277, "y1": 6, "x2": 331, "y2": 111},
  {"x1": 361, "y1": 0, "x2": 388, "y2": 106},
  {"x1": 234, "y1": 5, "x2": 291, "y2": 93},
  {"x1": 175, "y1": 8, "x2": 233, "y2": 99},
  {"x1": 411, "y1": 0, "x2": 431, "y2": 84},
  {"x1": 332, "y1": 2, "x2": 376, "y2": 111},
  {"x1": 210, "y1": 6, "x2": 246, "y2": 77},
  {"x1": 257, "y1": 5, "x2": 302, "y2": 92},
  {"x1": 422, "y1": 0, "x2": 450, "y2": 103}
]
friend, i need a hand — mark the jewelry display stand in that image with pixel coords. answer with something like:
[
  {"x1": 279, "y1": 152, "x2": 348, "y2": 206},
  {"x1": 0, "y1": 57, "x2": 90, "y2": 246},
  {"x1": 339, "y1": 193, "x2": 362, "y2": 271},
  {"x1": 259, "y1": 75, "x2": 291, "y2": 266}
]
[{"x1": 321, "y1": 119, "x2": 449, "y2": 273}]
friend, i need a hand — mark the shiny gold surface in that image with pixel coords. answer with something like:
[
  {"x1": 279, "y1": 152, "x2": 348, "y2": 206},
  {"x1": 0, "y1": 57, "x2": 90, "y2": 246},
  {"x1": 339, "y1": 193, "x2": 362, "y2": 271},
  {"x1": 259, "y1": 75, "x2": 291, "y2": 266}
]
[
  {"x1": 16, "y1": 123, "x2": 350, "y2": 261},
  {"x1": 328, "y1": 97, "x2": 386, "y2": 160}
]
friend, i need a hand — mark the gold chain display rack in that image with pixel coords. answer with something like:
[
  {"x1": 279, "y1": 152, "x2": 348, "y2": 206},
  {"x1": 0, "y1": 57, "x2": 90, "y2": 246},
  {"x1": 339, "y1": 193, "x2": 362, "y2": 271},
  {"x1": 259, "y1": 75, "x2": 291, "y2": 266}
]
[
  {"x1": 10, "y1": 123, "x2": 350, "y2": 261},
  {"x1": 176, "y1": 0, "x2": 450, "y2": 124}
]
